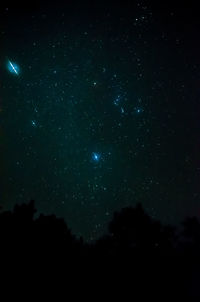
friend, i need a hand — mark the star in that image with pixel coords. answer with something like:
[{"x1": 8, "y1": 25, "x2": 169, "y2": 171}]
[
  {"x1": 120, "y1": 107, "x2": 125, "y2": 114},
  {"x1": 31, "y1": 120, "x2": 37, "y2": 127},
  {"x1": 114, "y1": 95, "x2": 121, "y2": 106},
  {"x1": 92, "y1": 152, "x2": 101, "y2": 162}
]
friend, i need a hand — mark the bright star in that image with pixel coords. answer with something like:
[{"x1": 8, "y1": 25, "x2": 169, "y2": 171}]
[
  {"x1": 7, "y1": 60, "x2": 19, "y2": 75},
  {"x1": 92, "y1": 152, "x2": 101, "y2": 162},
  {"x1": 31, "y1": 120, "x2": 37, "y2": 127}
]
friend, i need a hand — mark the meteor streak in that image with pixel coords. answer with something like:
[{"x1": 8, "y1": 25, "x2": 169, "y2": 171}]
[{"x1": 8, "y1": 60, "x2": 19, "y2": 75}]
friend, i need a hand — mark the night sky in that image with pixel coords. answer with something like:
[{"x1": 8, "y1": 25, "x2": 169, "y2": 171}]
[{"x1": 0, "y1": 0, "x2": 200, "y2": 240}]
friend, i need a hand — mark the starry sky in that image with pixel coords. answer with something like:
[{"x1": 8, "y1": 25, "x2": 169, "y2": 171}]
[{"x1": 0, "y1": 0, "x2": 200, "y2": 240}]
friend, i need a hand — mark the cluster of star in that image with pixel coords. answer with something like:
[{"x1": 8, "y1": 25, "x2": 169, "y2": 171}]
[
  {"x1": 6, "y1": 59, "x2": 144, "y2": 168},
  {"x1": 2, "y1": 0, "x2": 195, "y2": 241}
]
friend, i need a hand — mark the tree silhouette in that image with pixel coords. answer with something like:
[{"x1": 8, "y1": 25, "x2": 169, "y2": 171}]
[
  {"x1": 0, "y1": 200, "x2": 199, "y2": 299},
  {"x1": 98, "y1": 203, "x2": 176, "y2": 253}
]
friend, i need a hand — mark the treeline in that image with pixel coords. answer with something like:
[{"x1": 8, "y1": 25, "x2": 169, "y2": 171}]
[{"x1": 0, "y1": 200, "x2": 199, "y2": 299}]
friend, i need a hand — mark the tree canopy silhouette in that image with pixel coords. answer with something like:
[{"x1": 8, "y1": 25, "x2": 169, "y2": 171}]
[{"x1": 0, "y1": 200, "x2": 199, "y2": 299}]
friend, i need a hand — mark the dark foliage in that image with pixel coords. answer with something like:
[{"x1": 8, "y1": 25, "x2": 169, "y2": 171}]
[{"x1": 0, "y1": 200, "x2": 199, "y2": 299}]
